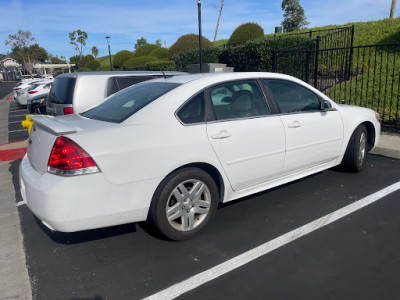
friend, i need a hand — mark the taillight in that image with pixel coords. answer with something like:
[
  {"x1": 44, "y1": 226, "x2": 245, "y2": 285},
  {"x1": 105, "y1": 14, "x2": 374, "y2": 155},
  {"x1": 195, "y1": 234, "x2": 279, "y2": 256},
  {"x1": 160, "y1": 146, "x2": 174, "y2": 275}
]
[
  {"x1": 48, "y1": 136, "x2": 99, "y2": 176},
  {"x1": 29, "y1": 90, "x2": 38, "y2": 94},
  {"x1": 63, "y1": 107, "x2": 73, "y2": 115}
]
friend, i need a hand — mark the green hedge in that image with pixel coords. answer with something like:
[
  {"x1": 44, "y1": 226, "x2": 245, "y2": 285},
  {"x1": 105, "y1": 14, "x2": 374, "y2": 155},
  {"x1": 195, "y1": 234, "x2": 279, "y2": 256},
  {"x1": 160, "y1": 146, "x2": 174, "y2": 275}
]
[
  {"x1": 85, "y1": 60, "x2": 100, "y2": 71},
  {"x1": 76, "y1": 67, "x2": 92, "y2": 72},
  {"x1": 96, "y1": 65, "x2": 112, "y2": 71},
  {"x1": 172, "y1": 35, "x2": 308, "y2": 72},
  {"x1": 172, "y1": 48, "x2": 222, "y2": 71},
  {"x1": 228, "y1": 22, "x2": 264, "y2": 45},
  {"x1": 145, "y1": 60, "x2": 176, "y2": 71},
  {"x1": 135, "y1": 44, "x2": 160, "y2": 57},
  {"x1": 113, "y1": 50, "x2": 134, "y2": 69},
  {"x1": 149, "y1": 47, "x2": 169, "y2": 60},
  {"x1": 169, "y1": 34, "x2": 213, "y2": 58},
  {"x1": 123, "y1": 56, "x2": 158, "y2": 70}
]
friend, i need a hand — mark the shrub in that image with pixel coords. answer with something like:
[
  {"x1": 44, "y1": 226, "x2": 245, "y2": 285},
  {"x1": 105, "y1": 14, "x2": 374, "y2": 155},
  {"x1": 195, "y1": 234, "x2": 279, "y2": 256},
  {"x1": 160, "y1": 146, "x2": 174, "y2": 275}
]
[
  {"x1": 76, "y1": 67, "x2": 92, "y2": 72},
  {"x1": 173, "y1": 48, "x2": 222, "y2": 71},
  {"x1": 123, "y1": 56, "x2": 158, "y2": 70},
  {"x1": 219, "y1": 35, "x2": 308, "y2": 72},
  {"x1": 169, "y1": 34, "x2": 213, "y2": 58},
  {"x1": 77, "y1": 55, "x2": 94, "y2": 69},
  {"x1": 85, "y1": 60, "x2": 100, "y2": 71},
  {"x1": 113, "y1": 50, "x2": 134, "y2": 69},
  {"x1": 145, "y1": 61, "x2": 176, "y2": 71},
  {"x1": 228, "y1": 22, "x2": 264, "y2": 45},
  {"x1": 54, "y1": 70, "x2": 63, "y2": 77},
  {"x1": 96, "y1": 65, "x2": 112, "y2": 71},
  {"x1": 135, "y1": 44, "x2": 160, "y2": 57},
  {"x1": 149, "y1": 47, "x2": 169, "y2": 60}
]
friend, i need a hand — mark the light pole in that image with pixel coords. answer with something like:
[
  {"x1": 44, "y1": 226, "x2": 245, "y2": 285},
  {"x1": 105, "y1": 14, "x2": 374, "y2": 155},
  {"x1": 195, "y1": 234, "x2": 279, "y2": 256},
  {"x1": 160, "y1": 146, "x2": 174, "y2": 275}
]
[
  {"x1": 106, "y1": 36, "x2": 112, "y2": 71},
  {"x1": 197, "y1": 0, "x2": 203, "y2": 73}
]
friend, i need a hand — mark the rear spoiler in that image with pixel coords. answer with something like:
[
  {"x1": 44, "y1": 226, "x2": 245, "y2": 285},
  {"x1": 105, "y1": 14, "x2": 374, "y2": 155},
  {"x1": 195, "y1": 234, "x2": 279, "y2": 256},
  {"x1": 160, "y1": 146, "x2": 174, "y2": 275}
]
[{"x1": 30, "y1": 115, "x2": 78, "y2": 136}]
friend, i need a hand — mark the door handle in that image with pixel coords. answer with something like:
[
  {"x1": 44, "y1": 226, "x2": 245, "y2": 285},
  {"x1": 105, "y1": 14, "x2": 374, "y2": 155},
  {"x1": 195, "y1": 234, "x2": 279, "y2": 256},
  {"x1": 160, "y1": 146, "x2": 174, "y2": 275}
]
[
  {"x1": 211, "y1": 130, "x2": 232, "y2": 139},
  {"x1": 288, "y1": 121, "x2": 301, "y2": 128}
]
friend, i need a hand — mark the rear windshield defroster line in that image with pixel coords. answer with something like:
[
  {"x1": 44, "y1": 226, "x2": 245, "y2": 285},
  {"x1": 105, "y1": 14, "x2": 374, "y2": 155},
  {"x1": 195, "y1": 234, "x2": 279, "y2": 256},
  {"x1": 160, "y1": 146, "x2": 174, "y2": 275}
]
[{"x1": 82, "y1": 81, "x2": 181, "y2": 123}]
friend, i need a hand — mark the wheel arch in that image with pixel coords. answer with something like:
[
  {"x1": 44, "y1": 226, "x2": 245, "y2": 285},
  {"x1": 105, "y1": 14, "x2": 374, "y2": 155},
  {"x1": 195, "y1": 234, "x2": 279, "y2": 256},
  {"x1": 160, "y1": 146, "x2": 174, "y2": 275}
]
[
  {"x1": 163, "y1": 162, "x2": 225, "y2": 203},
  {"x1": 361, "y1": 121, "x2": 376, "y2": 151}
]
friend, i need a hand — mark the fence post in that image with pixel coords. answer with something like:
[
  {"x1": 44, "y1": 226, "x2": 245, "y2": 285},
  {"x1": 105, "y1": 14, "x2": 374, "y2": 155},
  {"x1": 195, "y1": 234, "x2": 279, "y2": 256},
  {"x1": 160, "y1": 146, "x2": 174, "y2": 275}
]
[
  {"x1": 305, "y1": 49, "x2": 310, "y2": 83},
  {"x1": 347, "y1": 25, "x2": 355, "y2": 80},
  {"x1": 272, "y1": 50, "x2": 276, "y2": 72},
  {"x1": 309, "y1": 30, "x2": 312, "y2": 39},
  {"x1": 313, "y1": 36, "x2": 320, "y2": 88}
]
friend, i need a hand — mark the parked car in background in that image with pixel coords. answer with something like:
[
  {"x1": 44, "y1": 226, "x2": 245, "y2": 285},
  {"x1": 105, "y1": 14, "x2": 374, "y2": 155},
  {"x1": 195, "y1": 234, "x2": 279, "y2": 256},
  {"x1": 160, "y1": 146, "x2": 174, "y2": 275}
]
[
  {"x1": 27, "y1": 79, "x2": 53, "y2": 100},
  {"x1": 15, "y1": 80, "x2": 52, "y2": 106},
  {"x1": 13, "y1": 78, "x2": 42, "y2": 98},
  {"x1": 27, "y1": 94, "x2": 47, "y2": 114},
  {"x1": 20, "y1": 72, "x2": 380, "y2": 240},
  {"x1": 46, "y1": 71, "x2": 185, "y2": 116}
]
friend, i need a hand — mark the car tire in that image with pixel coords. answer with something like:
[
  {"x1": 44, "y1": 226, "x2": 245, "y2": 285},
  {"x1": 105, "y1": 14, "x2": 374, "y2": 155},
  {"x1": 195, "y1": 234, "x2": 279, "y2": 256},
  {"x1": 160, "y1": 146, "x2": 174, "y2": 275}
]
[
  {"x1": 148, "y1": 168, "x2": 219, "y2": 240},
  {"x1": 341, "y1": 124, "x2": 368, "y2": 172},
  {"x1": 34, "y1": 107, "x2": 41, "y2": 114}
]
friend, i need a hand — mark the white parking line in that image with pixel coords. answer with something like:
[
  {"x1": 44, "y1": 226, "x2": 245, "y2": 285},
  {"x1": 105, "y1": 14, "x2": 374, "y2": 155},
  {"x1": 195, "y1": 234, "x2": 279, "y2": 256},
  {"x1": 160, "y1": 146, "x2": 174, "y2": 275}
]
[
  {"x1": 144, "y1": 181, "x2": 400, "y2": 300},
  {"x1": 8, "y1": 129, "x2": 27, "y2": 133}
]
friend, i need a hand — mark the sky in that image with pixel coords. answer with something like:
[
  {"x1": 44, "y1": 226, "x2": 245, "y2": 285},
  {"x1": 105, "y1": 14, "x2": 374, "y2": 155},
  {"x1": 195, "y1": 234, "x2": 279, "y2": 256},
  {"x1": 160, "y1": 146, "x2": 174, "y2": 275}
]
[{"x1": 0, "y1": 0, "x2": 397, "y2": 62}]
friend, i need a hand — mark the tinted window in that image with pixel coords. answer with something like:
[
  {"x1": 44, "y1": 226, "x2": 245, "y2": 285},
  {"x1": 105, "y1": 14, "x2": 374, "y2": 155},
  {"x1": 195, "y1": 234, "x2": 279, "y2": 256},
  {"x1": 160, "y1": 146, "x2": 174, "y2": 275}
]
[
  {"x1": 48, "y1": 77, "x2": 76, "y2": 104},
  {"x1": 177, "y1": 92, "x2": 205, "y2": 124},
  {"x1": 83, "y1": 81, "x2": 180, "y2": 123},
  {"x1": 106, "y1": 76, "x2": 155, "y2": 96},
  {"x1": 209, "y1": 80, "x2": 270, "y2": 121},
  {"x1": 264, "y1": 80, "x2": 321, "y2": 113}
]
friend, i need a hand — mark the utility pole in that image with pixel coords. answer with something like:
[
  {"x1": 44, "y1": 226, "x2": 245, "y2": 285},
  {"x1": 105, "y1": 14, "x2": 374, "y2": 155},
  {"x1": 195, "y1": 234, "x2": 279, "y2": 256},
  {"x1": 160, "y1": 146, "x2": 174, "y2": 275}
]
[{"x1": 198, "y1": 0, "x2": 203, "y2": 73}]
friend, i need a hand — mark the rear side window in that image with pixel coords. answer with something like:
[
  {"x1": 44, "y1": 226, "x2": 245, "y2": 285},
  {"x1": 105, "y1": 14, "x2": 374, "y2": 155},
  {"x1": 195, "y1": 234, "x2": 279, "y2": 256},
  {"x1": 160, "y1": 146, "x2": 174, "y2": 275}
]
[
  {"x1": 106, "y1": 76, "x2": 155, "y2": 96},
  {"x1": 82, "y1": 81, "x2": 180, "y2": 123},
  {"x1": 48, "y1": 77, "x2": 76, "y2": 104},
  {"x1": 176, "y1": 92, "x2": 205, "y2": 124}
]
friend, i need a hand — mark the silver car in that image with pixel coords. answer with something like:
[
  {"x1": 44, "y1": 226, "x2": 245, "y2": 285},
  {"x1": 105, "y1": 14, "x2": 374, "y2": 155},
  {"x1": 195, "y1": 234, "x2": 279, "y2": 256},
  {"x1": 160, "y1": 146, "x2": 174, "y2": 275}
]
[{"x1": 46, "y1": 71, "x2": 185, "y2": 116}]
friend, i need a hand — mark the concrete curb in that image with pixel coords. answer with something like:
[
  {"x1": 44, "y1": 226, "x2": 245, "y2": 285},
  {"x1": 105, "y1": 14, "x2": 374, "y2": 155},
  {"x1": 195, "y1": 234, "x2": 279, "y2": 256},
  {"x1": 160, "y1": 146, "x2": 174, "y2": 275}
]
[
  {"x1": 370, "y1": 133, "x2": 400, "y2": 160},
  {"x1": 0, "y1": 92, "x2": 32, "y2": 300}
]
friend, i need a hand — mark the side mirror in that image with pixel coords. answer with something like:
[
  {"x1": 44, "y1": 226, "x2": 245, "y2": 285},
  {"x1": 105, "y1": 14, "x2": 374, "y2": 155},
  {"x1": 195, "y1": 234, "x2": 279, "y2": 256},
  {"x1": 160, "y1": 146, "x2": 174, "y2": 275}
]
[{"x1": 320, "y1": 99, "x2": 333, "y2": 111}]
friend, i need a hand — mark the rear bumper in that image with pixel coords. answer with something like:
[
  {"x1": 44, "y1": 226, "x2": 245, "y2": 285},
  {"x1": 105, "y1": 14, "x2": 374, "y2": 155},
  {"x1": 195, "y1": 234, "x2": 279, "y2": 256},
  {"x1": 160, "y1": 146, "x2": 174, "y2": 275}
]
[{"x1": 19, "y1": 155, "x2": 159, "y2": 232}]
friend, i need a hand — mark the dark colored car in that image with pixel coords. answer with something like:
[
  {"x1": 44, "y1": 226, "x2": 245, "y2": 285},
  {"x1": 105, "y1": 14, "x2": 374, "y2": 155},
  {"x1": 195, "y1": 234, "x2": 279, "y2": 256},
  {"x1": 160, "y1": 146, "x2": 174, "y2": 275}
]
[{"x1": 27, "y1": 94, "x2": 47, "y2": 114}]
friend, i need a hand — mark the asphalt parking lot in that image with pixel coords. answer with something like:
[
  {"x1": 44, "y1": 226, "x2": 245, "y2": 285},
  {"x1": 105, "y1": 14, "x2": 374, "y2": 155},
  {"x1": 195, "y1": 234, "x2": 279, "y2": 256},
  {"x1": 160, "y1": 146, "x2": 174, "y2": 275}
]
[{"x1": 1, "y1": 82, "x2": 400, "y2": 299}]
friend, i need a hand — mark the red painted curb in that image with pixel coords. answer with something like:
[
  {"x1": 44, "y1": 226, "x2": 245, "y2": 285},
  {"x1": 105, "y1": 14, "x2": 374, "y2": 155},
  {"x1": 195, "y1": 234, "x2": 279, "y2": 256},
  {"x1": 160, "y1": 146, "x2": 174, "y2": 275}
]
[
  {"x1": 0, "y1": 148, "x2": 27, "y2": 161},
  {"x1": 6, "y1": 97, "x2": 13, "y2": 100}
]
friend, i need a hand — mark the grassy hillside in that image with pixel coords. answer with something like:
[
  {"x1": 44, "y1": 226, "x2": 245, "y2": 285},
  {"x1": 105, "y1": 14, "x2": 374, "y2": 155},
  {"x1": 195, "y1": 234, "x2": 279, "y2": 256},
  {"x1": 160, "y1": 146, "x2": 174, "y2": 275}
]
[
  {"x1": 95, "y1": 55, "x2": 114, "y2": 67},
  {"x1": 266, "y1": 18, "x2": 400, "y2": 46}
]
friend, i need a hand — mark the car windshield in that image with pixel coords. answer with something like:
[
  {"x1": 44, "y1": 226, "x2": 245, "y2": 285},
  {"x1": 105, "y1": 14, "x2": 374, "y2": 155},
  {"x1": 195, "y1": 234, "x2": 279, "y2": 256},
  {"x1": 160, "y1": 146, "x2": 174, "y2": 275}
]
[{"x1": 82, "y1": 81, "x2": 181, "y2": 123}]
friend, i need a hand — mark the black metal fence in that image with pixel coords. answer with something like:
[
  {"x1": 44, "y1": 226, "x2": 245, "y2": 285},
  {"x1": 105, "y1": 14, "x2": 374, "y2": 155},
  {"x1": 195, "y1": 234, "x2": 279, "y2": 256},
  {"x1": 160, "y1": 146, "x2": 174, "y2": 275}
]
[{"x1": 272, "y1": 28, "x2": 400, "y2": 130}]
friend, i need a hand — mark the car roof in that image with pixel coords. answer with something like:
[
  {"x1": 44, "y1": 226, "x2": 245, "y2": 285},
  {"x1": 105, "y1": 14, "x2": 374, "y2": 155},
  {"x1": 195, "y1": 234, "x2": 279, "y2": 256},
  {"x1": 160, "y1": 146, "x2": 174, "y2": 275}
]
[
  {"x1": 148, "y1": 72, "x2": 294, "y2": 85},
  {"x1": 56, "y1": 71, "x2": 186, "y2": 79}
]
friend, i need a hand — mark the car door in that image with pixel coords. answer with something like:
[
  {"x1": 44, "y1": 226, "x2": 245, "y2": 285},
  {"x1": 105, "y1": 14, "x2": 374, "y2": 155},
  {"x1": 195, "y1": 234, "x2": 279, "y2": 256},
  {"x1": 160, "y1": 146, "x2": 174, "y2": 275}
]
[
  {"x1": 263, "y1": 79, "x2": 343, "y2": 174},
  {"x1": 206, "y1": 80, "x2": 286, "y2": 191}
]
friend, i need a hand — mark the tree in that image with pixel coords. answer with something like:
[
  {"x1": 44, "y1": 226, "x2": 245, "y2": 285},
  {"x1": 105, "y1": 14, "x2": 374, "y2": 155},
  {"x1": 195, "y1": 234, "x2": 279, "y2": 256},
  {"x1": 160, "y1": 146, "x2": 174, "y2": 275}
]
[
  {"x1": 390, "y1": 0, "x2": 398, "y2": 18},
  {"x1": 69, "y1": 29, "x2": 88, "y2": 60},
  {"x1": 214, "y1": 0, "x2": 224, "y2": 41},
  {"x1": 4, "y1": 30, "x2": 35, "y2": 76},
  {"x1": 91, "y1": 46, "x2": 99, "y2": 58},
  {"x1": 135, "y1": 37, "x2": 148, "y2": 50},
  {"x1": 281, "y1": 0, "x2": 309, "y2": 32},
  {"x1": 155, "y1": 39, "x2": 162, "y2": 47},
  {"x1": 69, "y1": 55, "x2": 80, "y2": 64},
  {"x1": 29, "y1": 43, "x2": 48, "y2": 62}
]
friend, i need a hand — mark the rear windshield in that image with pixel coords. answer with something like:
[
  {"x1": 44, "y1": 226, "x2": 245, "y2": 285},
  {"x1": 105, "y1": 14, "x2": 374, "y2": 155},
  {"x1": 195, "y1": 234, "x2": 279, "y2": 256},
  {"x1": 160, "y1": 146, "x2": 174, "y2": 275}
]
[
  {"x1": 82, "y1": 81, "x2": 180, "y2": 123},
  {"x1": 48, "y1": 77, "x2": 76, "y2": 104}
]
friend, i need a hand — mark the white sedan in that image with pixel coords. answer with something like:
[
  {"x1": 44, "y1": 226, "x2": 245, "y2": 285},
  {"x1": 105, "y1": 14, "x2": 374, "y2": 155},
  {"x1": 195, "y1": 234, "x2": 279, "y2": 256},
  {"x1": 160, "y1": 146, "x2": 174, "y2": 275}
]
[{"x1": 19, "y1": 72, "x2": 380, "y2": 240}]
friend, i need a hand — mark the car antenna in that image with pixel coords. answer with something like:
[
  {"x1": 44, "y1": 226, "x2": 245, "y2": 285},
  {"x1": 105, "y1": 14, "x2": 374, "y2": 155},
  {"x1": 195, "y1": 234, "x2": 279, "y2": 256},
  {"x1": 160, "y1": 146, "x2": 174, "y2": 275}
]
[{"x1": 161, "y1": 70, "x2": 167, "y2": 79}]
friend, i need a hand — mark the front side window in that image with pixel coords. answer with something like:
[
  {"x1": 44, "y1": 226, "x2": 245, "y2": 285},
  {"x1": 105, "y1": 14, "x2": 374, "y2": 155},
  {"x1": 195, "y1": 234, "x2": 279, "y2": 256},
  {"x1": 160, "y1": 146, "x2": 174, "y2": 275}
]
[
  {"x1": 209, "y1": 80, "x2": 270, "y2": 121},
  {"x1": 82, "y1": 81, "x2": 180, "y2": 123},
  {"x1": 264, "y1": 79, "x2": 321, "y2": 114},
  {"x1": 177, "y1": 92, "x2": 205, "y2": 124}
]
